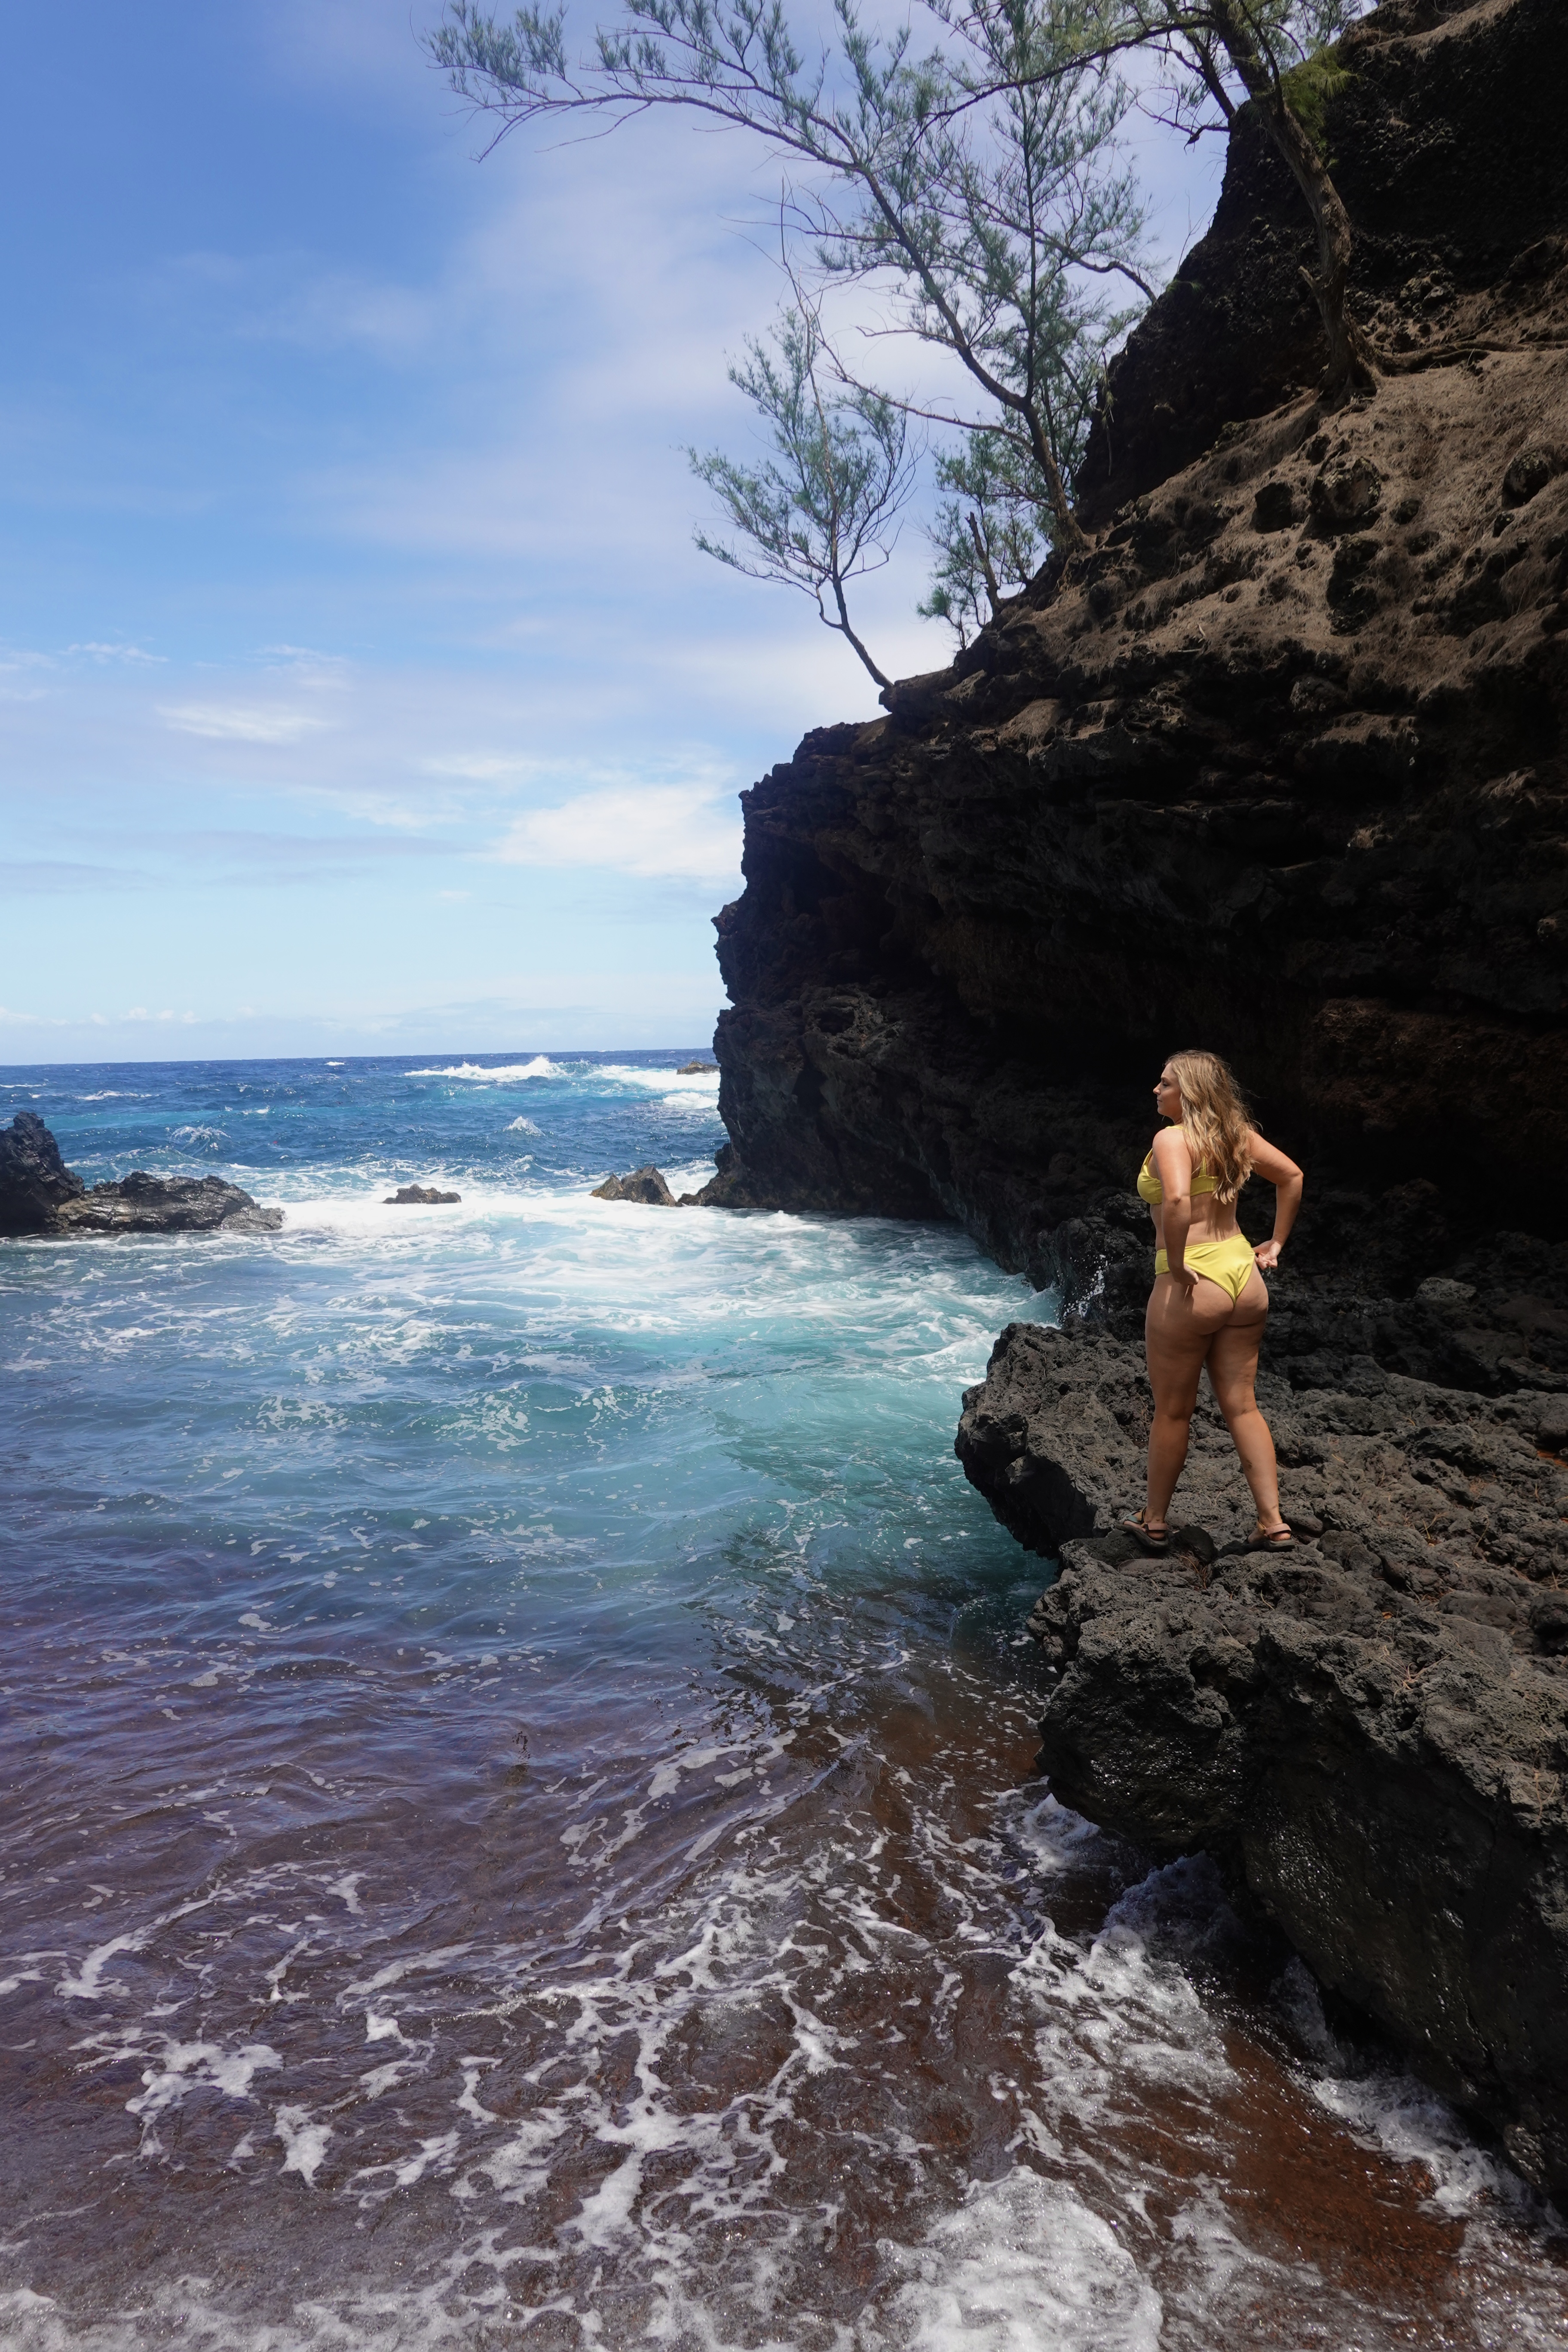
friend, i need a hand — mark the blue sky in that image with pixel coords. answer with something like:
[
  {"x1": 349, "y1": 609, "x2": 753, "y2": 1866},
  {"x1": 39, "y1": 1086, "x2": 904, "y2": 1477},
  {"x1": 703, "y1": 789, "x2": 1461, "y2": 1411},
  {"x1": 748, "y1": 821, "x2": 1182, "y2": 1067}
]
[{"x1": 0, "y1": 1, "x2": 1222, "y2": 1063}]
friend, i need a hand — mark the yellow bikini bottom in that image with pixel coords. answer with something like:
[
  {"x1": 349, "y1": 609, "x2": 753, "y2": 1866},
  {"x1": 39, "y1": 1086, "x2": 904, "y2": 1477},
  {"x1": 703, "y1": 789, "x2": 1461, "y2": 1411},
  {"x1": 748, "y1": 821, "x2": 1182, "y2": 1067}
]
[{"x1": 1154, "y1": 1230, "x2": 1259, "y2": 1304}]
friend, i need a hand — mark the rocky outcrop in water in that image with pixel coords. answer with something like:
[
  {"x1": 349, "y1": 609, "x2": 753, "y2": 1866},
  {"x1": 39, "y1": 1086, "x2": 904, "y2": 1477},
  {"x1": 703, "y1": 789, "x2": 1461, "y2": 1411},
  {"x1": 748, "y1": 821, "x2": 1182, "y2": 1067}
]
[
  {"x1": 385, "y1": 1184, "x2": 462, "y2": 1205},
  {"x1": 0, "y1": 1115, "x2": 282, "y2": 1238},
  {"x1": 954, "y1": 1292, "x2": 1568, "y2": 2196},
  {"x1": 0, "y1": 1112, "x2": 86, "y2": 1234},
  {"x1": 54, "y1": 1173, "x2": 282, "y2": 1237},
  {"x1": 591, "y1": 1165, "x2": 678, "y2": 1205}
]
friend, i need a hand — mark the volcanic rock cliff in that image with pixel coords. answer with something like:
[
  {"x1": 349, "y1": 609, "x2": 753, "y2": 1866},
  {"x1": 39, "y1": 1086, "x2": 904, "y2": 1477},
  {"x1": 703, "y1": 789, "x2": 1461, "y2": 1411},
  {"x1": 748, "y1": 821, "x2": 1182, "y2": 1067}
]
[
  {"x1": 703, "y1": 0, "x2": 1568, "y2": 1277},
  {"x1": 701, "y1": 0, "x2": 1568, "y2": 2197}
]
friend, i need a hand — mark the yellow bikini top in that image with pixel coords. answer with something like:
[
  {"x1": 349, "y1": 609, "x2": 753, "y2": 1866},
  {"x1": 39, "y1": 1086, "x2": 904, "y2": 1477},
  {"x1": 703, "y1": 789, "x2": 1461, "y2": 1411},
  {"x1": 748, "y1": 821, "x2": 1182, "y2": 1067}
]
[{"x1": 1137, "y1": 1142, "x2": 1216, "y2": 1206}]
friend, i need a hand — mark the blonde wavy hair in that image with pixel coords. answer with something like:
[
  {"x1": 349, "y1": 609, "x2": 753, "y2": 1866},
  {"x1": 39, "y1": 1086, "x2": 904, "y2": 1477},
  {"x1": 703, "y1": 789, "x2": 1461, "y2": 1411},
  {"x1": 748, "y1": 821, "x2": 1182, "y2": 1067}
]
[{"x1": 1164, "y1": 1050, "x2": 1255, "y2": 1206}]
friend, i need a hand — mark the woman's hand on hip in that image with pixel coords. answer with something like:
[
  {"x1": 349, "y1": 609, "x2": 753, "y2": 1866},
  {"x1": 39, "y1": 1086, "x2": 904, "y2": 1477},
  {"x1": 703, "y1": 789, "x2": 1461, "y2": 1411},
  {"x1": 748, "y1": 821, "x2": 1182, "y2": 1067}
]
[{"x1": 1253, "y1": 1240, "x2": 1283, "y2": 1271}]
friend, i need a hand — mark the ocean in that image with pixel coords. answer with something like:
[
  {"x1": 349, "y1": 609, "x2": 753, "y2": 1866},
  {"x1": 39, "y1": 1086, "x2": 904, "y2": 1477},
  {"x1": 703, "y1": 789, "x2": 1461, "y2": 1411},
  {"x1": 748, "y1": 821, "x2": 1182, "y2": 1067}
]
[{"x1": 1, "y1": 1052, "x2": 1564, "y2": 2349}]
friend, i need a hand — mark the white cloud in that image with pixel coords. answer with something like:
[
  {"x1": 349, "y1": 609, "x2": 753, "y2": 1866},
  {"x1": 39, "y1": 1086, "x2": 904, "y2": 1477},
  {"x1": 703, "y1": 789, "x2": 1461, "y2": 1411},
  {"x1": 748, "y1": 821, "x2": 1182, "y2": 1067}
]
[
  {"x1": 159, "y1": 702, "x2": 329, "y2": 744},
  {"x1": 493, "y1": 782, "x2": 742, "y2": 884},
  {"x1": 64, "y1": 642, "x2": 166, "y2": 665}
]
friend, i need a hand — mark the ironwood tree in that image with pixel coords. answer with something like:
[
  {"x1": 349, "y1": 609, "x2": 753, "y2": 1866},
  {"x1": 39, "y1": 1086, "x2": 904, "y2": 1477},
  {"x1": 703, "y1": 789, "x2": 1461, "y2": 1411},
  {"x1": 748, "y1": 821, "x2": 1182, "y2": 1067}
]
[
  {"x1": 688, "y1": 294, "x2": 918, "y2": 687},
  {"x1": 429, "y1": 0, "x2": 1150, "y2": 581}
]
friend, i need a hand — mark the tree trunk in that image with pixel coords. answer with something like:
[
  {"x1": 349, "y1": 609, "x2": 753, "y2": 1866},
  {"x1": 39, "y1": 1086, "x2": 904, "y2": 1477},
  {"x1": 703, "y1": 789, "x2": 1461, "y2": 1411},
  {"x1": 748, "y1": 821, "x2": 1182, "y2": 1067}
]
[
  {"x1": 969, "y1": 511, "x2": 1003, "y2": 610},
  {"x1": 1029, "y1": 426, "x2": 1088, "y2": 555},
  {"x1": 1207, "y1": 3, "x2": 1378, "y2": 398},
  {"x1": 829, "y1": 574, "x2": 892, "y2": 689}
]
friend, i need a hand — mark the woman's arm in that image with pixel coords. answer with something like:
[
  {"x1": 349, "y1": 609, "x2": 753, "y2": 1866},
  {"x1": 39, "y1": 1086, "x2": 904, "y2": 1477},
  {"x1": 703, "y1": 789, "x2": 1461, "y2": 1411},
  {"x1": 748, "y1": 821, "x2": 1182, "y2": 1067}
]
[
  {"x1": 1247, "y1": 1131, "x2": 1304, "y2": 1270},
  {"x1": 1152, "y1": 1127, "x2": 1199, "y2": 1292}
]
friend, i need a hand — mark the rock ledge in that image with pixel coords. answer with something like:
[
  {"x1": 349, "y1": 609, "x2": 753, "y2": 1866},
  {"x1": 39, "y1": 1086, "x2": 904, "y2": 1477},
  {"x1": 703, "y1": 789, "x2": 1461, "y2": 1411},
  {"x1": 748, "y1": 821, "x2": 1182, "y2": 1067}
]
[{"x1": 956, "y1": 1292, "x2": 1568, "y2": 2197}]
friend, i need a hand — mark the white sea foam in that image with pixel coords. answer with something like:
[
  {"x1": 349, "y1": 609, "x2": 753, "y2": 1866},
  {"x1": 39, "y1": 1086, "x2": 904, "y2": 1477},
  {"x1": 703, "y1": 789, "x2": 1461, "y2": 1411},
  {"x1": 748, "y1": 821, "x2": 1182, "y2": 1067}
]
[
  {"x1": 171, "y1": 1124, "x2": 227, "y2": 1145},
  {"x1": 589, "y1": 1061, "x2": 722, "y2": 1111},
  {"x1": 124, "y1": 2038, "x2": 282, "y2": 2125},
  {"x1": 876, "y1": 2170, "x2": 1164, "y2": 2351},
  {"x1": 407, "y1": 1058, "x2": 556, "y2": 1081},
  {"x1": 505, "y1": 1116, "x2": 539, "y2": 1133},
  {"x1": 275, "y1": 2106, "x2": 333, "y2": 2186},
  {"x1": 1274, "y1": 1959, "x2": 1548, "y2": 2225}
]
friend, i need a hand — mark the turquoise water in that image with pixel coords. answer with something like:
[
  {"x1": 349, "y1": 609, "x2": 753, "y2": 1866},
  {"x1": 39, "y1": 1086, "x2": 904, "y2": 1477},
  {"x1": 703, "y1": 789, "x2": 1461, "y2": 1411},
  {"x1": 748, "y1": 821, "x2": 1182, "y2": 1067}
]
[{"x1": 2, "y1": 1054, "x2": 1565, "y2": 2349}]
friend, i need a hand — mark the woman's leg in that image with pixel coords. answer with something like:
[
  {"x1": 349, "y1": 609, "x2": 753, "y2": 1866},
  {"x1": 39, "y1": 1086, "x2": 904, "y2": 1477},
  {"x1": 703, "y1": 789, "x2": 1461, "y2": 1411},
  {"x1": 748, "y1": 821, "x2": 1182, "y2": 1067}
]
[
  {"x1": 1205, "y1": 1272, "x2": 1286, "y2": 1531},
  {"x1": 1143, "y1": 1275, "x2": 1234, "y2": 1526}
]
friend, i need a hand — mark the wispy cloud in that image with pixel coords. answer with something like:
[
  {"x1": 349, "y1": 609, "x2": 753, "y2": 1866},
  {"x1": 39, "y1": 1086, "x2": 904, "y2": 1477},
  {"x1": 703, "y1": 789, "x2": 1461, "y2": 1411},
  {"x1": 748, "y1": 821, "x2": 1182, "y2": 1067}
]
[
  {"x1": 160, "y1": 702, "x2": 330, "y2": 743},
  {"x1": 493, "y1": 781, "x2": 742, "y2": 885},
  {"x1": 64, "y1": 642, "x2": 165, "y2": 665}
]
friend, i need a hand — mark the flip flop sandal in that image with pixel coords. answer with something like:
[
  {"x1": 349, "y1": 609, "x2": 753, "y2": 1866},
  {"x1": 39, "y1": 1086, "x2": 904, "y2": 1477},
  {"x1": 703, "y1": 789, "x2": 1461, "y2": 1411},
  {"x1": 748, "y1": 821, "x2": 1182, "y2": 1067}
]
[{"x1": 1122, "y1": 1513, "x2": 1171, "y2": 1554}]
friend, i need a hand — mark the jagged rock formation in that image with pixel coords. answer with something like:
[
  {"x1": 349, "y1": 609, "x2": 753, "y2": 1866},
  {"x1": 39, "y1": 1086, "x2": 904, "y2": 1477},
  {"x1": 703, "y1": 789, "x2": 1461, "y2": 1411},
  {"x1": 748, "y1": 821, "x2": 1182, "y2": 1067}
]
[
  {"x1": 699, "y1": 0, "x2": 1568, "y2": 1284},
  {"x1": 1076, "y1": 0, "x2": 1568, "y2": 524},
  {"x1": 954, "y1": 1305, "x2": 1568, "y2": 2196},
  {"x1": 385, "y1": 1184, "x2": 462, "y2": 1205},
  {"x1": 0, "y1": 1115, "x2": 282, "y2": 1238},
  {"x1": 591, "y1": 1165, "x2": 678, "y2": 1205},
  {"x1": 0, "y1": 1112, "x2": 86, "y2": 1234}
]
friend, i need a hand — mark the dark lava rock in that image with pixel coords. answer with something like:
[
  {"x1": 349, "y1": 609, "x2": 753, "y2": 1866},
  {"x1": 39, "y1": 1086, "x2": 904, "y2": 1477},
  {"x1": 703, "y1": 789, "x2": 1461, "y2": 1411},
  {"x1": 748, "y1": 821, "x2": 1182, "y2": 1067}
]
[
  {"x1": 1503, "y1": 445, "x2": 1566, "y2": 505},
  {"x1": 1076, "y1": 0, "x2": 1568, "y2": 523},
  {"x1": 1251, "y1": 479, "x2": 1300, "y2": 532},
  {"x1": 1310, "y1": 456, "x2": 1384, "y2": 536},
  {"x1": 1, "y1": 1115, "x2": 281, "y2": 1237},
  {"x1": 56, "y1": 1173, "x2": 283, "y2": 1237},
  {"x1": 591, "y1": 1165, "x2": 678, "y2": 1206},
  {"x1": 955, "y1": 1311, "x2": 1568, "y2": 2199},
  {"x1": 677, "y1": 1060, "x2": 719, "y2": 1075},
  {"x1": 0, "y1": 1111, "x2": 85, "y2": 1234},
  {"x1": 695, "y1": 0, "x2": 1568, "y2": 1267},
  {"x1": 385, "y1": 1184, "x2": 462, "y2": 1204}
]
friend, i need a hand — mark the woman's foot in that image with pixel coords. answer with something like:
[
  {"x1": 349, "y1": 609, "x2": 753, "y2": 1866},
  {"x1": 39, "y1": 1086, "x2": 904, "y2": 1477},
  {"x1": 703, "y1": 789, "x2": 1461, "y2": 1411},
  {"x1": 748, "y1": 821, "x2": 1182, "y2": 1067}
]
[
  {"x1": 1248, "y1": 1521, "x2": 1295, "y2": 1551},
  {"x1": 1122, "y1": 1511, "x2": 1171, "y2": 1554}
]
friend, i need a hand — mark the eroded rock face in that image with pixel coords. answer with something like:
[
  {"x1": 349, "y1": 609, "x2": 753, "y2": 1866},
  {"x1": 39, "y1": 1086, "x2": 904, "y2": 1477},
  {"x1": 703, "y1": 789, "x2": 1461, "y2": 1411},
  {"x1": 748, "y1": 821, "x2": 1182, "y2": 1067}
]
[
  {"x1": 698, "y1": 0, "x2": 1568, "y2": 1276},
  {"x1": 0, "y1": 1111, "x2": 86, "y2": 1234},
  {"x1": 955, "y1": 1308, "x2": 1568, "y2": 2196},
  {"x1": 1075, "y1": 0, "x2": 1568, "y2": 523}
]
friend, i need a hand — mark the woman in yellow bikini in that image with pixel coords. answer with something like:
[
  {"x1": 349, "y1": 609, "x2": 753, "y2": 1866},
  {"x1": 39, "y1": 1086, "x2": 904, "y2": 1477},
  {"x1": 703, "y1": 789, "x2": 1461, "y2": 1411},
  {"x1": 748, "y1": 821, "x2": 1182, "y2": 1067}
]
[{"x1": 1125, "y1": 1049, "x2": 1304, "y2": 1555}]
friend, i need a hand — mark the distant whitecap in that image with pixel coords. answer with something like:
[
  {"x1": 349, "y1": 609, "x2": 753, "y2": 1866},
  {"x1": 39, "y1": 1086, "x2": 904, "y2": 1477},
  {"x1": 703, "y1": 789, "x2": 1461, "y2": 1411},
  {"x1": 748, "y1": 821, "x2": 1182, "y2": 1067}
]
[{"x1": 408, "y1": 1057, "x2": 557, "y2": 1081}]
